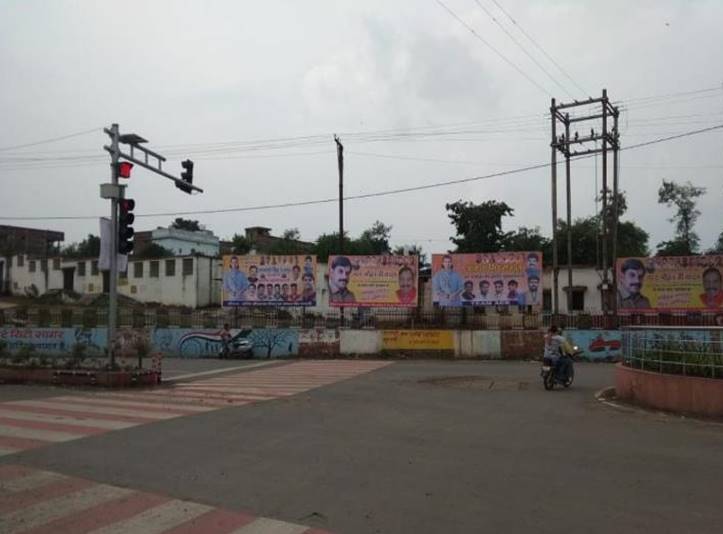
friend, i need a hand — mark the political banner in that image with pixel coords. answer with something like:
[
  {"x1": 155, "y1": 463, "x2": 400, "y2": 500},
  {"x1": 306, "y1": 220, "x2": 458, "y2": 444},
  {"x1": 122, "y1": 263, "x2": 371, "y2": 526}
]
[
  {"x1": 327, "y1": 255, "x2": 419, "y2": 307},
  {"x1": 222, "y1": 254, "x2": 317, "y2": 307},
  {"x1": 431, "y1": 252, "x2": 542, "y2": 308},
  {"x1": 617, "y1": 255, "x2": 723, "y2": 311}
]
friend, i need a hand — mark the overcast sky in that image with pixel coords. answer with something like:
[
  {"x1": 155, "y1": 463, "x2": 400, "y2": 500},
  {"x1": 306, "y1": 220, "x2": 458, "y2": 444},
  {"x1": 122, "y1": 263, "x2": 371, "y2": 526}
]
[{"x1": 1, "y1": 0, "x2": 722, "y2": 257}]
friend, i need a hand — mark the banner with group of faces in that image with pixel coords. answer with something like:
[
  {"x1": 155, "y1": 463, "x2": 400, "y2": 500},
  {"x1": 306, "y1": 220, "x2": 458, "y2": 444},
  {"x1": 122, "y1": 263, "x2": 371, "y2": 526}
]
[
  {"x1": 617, "y1": 255, "x2": 723, "y2": 311},
  {"x1": 431, "y1": 252, "x2": 542, "y2": 308},
  {"x1": 222, "y1": 255, "x2": 317, "y2": 307}
]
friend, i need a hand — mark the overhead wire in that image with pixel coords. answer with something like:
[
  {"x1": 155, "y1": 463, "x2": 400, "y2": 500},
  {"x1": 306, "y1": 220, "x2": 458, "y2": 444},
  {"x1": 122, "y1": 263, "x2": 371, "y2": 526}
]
[
  {"x1": 2, "y1": 123, "x2": 721, "y2": 222},
  {"x1": 488, "y1": 0, "x2": 588, "y2": 96},
  {"x1": 0, "y1": 127, "x2": 102, "y2": 152},
  {"x1": 472, "y1": 0, "x2": 575, "y2": 98},
  {"x1": 434, "y1": 0, "x2": 552, "y2": 96}
]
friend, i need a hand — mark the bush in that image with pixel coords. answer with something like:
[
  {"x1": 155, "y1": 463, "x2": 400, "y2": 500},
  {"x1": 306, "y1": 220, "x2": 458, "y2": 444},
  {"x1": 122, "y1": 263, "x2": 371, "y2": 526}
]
[{"x1": 12, "y1": 344, "x2": 35, "y2": 365}]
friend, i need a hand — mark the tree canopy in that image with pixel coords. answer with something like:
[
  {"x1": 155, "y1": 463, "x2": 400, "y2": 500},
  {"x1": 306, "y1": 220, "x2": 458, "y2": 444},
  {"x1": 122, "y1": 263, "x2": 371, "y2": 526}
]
[
  {"x1": 657, "y1": 180, "x2": 706, "y2": 255},
  {"x1": 446, "y1": 199, "x2": 513, "y2": 253},
  {"x1": 171, "y1": 218, "x2": 201, "y2": 232},
  {"x1": 61, "y1": 234, "x2": 101, "y2": 258}
]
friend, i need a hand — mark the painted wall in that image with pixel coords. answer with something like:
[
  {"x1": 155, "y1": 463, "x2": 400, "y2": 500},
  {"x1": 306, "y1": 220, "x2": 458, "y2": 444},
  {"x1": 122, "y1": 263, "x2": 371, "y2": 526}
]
[
  {"x1": 455, "y1": 331, "x2": 502, "y2": 359},
  {"x1": 299, "y1": 328, "x2": 340, "y2": 357},
  {"x1": 340, "y1": 330, "x2": 382, "y2": 354},
  {"x1": 0, "y1": 327, "x2": 107, "y2": 356},
  {"x1": 567, "y1": 330, "x2": 622, "y2": 362},
  {"x1": 151, "y1": 327, "x2": 299, "y2": 359}
]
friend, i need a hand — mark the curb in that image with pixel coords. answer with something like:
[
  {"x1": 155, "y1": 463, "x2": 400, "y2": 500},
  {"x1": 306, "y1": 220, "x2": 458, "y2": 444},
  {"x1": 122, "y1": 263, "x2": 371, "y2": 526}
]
[{"x1": 594, "y1": 386, "x2": 723, "y2": 426}]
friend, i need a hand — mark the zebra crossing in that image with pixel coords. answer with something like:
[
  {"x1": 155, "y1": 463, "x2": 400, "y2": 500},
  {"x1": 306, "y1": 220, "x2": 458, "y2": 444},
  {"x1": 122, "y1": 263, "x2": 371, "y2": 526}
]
[
  {"x1": 0, "y1": 360, "x2": 391, "y2": 457},
  {"x1": 0, "y1": 464, "x2": 331, "y2": 533}
]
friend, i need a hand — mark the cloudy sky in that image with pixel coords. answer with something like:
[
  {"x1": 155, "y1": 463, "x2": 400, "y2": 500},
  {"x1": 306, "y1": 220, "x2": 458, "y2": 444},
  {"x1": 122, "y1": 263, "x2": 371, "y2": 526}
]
[{"x1": 1, "y1": 0, "x2": 722, "y2": 256}]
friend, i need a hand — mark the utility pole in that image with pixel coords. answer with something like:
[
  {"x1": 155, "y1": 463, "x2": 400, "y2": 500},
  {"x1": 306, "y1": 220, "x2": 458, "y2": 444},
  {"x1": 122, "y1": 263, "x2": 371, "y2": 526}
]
[
  {"x1": 550, "y1": 99, "x2": 559, "y2": 317},
  {"x1": 334, "y1": 135, "x2": 344, "y2": 327},
  {"x1": 102, "y1": 124, "x2": 203, "y2": 367},
  {"x1": 550, "y1": 91, "x2": 620, "y2": 320}
]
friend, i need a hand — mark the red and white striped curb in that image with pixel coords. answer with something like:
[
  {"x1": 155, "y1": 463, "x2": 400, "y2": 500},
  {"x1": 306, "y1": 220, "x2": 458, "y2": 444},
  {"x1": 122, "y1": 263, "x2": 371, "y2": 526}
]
[
  {"x1": 0, "y1": 360, "x2": 391, "y2": 457},
  {"x1": 0, "y1": 464, "x2": 332, "y2": 533}
]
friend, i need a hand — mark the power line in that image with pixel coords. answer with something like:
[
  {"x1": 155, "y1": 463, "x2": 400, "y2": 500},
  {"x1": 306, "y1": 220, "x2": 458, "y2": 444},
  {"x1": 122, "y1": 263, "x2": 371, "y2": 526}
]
[
  {"x1": 434, "y1": 0, "x2": 552, "y2": 96},
  {"x1": 472, "y1": 0, "x2": 574, "y2": 98},
  {"x1": 0, "y1": 127, "x2": 102, "y2": 152},
  {"x1": 488, "y1": 0, "x2": 588, "y2": 96},
  {"x1": 2, "y1": 123, "x2": 721, "y2": 222}
]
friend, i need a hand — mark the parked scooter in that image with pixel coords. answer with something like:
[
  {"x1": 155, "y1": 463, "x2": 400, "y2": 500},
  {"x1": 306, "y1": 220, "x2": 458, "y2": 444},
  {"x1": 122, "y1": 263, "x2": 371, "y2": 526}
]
[{"x1": 541, "y1": 345, "x2": 580, "y2": 390}]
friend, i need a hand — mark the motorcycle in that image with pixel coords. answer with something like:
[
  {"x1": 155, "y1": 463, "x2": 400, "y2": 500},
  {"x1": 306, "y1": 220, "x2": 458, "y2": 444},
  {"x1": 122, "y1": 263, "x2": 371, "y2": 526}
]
[
  {"x1": 541, "y1": 345, "x2": 580, "y2": 390},
  {"x1": 218, "y1": 338, "x2": 254, "y2": 359}
]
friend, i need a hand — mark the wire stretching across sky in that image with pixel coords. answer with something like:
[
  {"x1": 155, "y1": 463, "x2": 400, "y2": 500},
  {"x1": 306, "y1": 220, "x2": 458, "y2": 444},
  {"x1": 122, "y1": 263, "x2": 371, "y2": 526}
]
[
  {"x1": 2, "y1": 123, "x2": 721, "y2": 222},
  {"x1": 434, "y1": 0, "x2": 552, "y2": 96}
]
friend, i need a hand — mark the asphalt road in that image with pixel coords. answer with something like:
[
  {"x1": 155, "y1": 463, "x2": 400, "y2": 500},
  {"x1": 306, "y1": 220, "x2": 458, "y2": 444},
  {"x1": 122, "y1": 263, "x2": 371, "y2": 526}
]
[{"x1": 2, "y1": 360, "x2": 722, "y2": 533}]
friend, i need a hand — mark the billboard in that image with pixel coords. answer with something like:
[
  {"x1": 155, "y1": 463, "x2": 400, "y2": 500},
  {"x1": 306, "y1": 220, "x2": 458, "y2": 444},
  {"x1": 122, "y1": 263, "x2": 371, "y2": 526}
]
[
  {"x1": 327, "y1": 255, "x2": 419, "y2": 307},
  {"x1": 431, "y1": 252, "x2": 542, "y2": 308},
  {"x1": 617, "y1": 255, "x2": 723, "y2": 311},
  {"x1": 222, "y1": 255, "x2": 317, "y2": 307}
]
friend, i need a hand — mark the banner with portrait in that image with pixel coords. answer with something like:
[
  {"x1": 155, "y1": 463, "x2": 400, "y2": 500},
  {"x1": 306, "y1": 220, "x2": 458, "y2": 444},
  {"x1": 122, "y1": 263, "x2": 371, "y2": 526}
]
[
  {"x1": 222, "y1": 254, "x2": 317, "y2": 307},
  {"x1": 327, "y1": 255, "x2": 419, "y2": 308},
  {"x1": 431, "y1": 252, "x2": 542, "y2": 308},
  {"x1": 616, "y1": 255, "x2": 723, "y2": 311}
]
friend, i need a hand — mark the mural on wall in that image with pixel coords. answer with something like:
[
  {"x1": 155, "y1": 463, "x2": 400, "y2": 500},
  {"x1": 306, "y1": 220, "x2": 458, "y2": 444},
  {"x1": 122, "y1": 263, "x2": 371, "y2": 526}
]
[
  {"x1": 298, "y1": 328, "x2": 340, "y2": 357},
  {"x1": 152, "y1": 328, "x2": 299, "y2": 359},
  {"x1": 567, "y1": 330, "x2": 622, "y2": 362},
  {"x1": 0, "y1": 327, "x2": 106, "y2": 356},
  {"x1": 382, "y1": 330, "x2": 454, "y2": 350}
]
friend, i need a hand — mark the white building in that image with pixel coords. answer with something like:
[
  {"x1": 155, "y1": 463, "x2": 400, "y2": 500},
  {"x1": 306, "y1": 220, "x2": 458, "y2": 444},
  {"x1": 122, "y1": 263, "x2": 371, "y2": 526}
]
[
  {"x1": 136, "y1": 227, "x2": 220, "y2": 257},
  {"x1": 3, "y1": 254, "x2": 219, "y2": 308}
]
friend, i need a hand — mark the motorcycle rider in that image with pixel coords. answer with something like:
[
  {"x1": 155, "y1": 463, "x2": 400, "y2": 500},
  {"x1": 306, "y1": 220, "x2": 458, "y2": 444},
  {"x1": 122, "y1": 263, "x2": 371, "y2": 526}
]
[
  {"x1": 220, "y1": 323, "x2": 232, "y2": 358},
  {"x1": 544, "y1": 325, "x2": 574, "y2": 380}
]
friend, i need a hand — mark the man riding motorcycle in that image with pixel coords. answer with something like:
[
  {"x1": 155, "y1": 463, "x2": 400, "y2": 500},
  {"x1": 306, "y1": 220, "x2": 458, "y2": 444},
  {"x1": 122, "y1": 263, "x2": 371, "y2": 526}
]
[{"x1": 543, "y1": 325, "x2": 574, "y2": 382}]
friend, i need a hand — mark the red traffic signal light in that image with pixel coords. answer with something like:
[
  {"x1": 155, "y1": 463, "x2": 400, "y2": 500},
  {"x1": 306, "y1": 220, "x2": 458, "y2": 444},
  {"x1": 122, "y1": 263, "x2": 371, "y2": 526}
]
[{"x1": 117, "y1": 161, "x2": 134, "y2": 178}]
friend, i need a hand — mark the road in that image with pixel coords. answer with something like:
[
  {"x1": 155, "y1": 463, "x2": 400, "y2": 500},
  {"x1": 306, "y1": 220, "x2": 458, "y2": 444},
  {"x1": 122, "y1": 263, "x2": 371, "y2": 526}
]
[{"x1": 1, "y1": 359, "x2": 721, "y2": 533}]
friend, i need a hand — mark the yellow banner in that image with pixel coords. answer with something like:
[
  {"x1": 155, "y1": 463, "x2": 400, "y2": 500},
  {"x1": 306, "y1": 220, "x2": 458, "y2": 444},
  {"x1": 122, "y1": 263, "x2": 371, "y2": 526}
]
[
  {"x1": 617, "y1": 256, "x2": 723, "y2": 311},
  {"x1": 382, "y1": 330, "x2": 454, "y2": 350}
]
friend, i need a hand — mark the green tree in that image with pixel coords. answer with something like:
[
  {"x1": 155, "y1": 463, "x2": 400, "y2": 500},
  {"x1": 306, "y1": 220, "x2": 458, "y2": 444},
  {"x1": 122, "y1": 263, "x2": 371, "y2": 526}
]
[
  {"x1": 230, "y1": 233, "x2": 251, "y2": 255},
  {"x1": 134, "y1": 243, "x2": 174, "y2": 259},
  {"x1": 357, "y1": 221, "x2": 393, "y2": 255},
  {"x1": 709, "y1": 231, "x2": 723, "y2": 254},
  {"x1": 313, "y1": 232, "x2": 351, "y2": 262},
  {"x1": 171, "y1": 218, "x2": 201, "y2": 232},
  {"x1": 657, "y1": 180, "x2": 706, "y2": 255},
  {"x1": 502, "y1": 226, "x2": 552, "y2": 262},
  {"x1": 62, "y1": 234, "x2": 101, "y2": 258},
  {"x1": 446, "y1": 200, "x2": 513, "y2": 253}
]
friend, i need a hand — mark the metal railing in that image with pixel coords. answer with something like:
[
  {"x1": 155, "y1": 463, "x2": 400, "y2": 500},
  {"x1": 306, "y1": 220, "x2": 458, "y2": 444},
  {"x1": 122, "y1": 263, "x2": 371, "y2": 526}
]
[
  {"x1": 622, "y1": 326, "x2": 723, "y2": 379},
  {"x1": 1, "y1": 306, "x2": 721, "y2": 331}
]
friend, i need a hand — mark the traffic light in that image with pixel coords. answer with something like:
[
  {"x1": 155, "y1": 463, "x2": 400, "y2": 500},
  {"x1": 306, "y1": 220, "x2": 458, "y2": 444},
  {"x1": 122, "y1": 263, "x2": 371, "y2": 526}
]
[
  {"x1": 117, "y1": 161, "x2": 133, "y2": 178},
  {"x1": 118, "y1": 198, "x2": 135, "y2": 254},
  {"x1": 177, "y1": 159, "x2": 194, "y2": 194}
]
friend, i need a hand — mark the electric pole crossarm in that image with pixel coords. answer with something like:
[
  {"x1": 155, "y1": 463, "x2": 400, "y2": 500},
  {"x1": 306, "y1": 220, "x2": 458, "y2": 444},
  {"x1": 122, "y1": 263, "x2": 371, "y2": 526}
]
[
  {"x1": 555, "y1": 97, "x2": 605, "y2": 110},
  {"x1": 103, "y1": 146, "x2": 204, "y2": 193}
]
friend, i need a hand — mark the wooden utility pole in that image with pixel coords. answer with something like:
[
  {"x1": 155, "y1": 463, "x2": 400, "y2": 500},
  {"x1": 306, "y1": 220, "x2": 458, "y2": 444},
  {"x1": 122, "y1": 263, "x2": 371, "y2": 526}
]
[{"x1": 334, "y1": 135, "x2": 344, "y2": 327}]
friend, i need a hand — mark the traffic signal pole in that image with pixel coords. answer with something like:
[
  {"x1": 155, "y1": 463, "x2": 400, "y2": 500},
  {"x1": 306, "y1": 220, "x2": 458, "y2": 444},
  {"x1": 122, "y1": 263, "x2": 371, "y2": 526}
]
[
  {"x1": 108, "y1": 124, "x2": 120, "y2": 368},
  {"x1": 102, "y1": 123, "x2": 203, "y2": 367}
]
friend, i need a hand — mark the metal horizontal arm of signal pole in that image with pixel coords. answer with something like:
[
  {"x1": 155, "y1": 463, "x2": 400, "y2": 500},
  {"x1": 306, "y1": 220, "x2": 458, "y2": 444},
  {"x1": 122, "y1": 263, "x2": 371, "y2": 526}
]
[{"x1": 102, "y1": 129, "x2": 203, "y2": 194}]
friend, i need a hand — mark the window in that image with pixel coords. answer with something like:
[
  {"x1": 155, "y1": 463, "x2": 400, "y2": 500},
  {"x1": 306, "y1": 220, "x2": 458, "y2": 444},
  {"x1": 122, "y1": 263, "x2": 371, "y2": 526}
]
[
  {"x1": 29, "y1": 260, "x2": 36, "y2": 273},
  {"x1": 77, "y1": 261, "x2": 86, "y2": 276},
  {"x1": 165, "y1": 259, "x2": 176, "y2": 277},
  {"x1": 91, "y1": 260, "x2": 99, "y2": 276},
  {"x1": 182, "y1": 258, "x2": 193, "y2": 276},
  {"x1": 52, "y1": 258, "x2": 60, "y2": 270},
  {"x1": 119, "y1": 269, "x2": 127, "y2": 279},
  {"x1": 17, "y1": 255, "x2": 24, "y2": 267},
  {"x1": 40, "y1": 259, "x2": 48, "y2": 272},
  {"x1": 571, "y1": 290, "x2": 585, "y2": 312},
  {"x1": 543, "y1": 289, "x2": 552, "y2": 312},
  {"x1": 134, "y1": 262, "x2": 144, "y2": 278},
  {"x1": 150, "y1": 261, "x2": 160, "y2": 278}
]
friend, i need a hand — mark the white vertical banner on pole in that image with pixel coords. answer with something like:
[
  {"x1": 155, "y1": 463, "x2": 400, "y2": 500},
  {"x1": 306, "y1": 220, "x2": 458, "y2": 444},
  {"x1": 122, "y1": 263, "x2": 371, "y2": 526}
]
[{"x1": 99, "y1": 218, "x2": 127, "y2": 272}]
